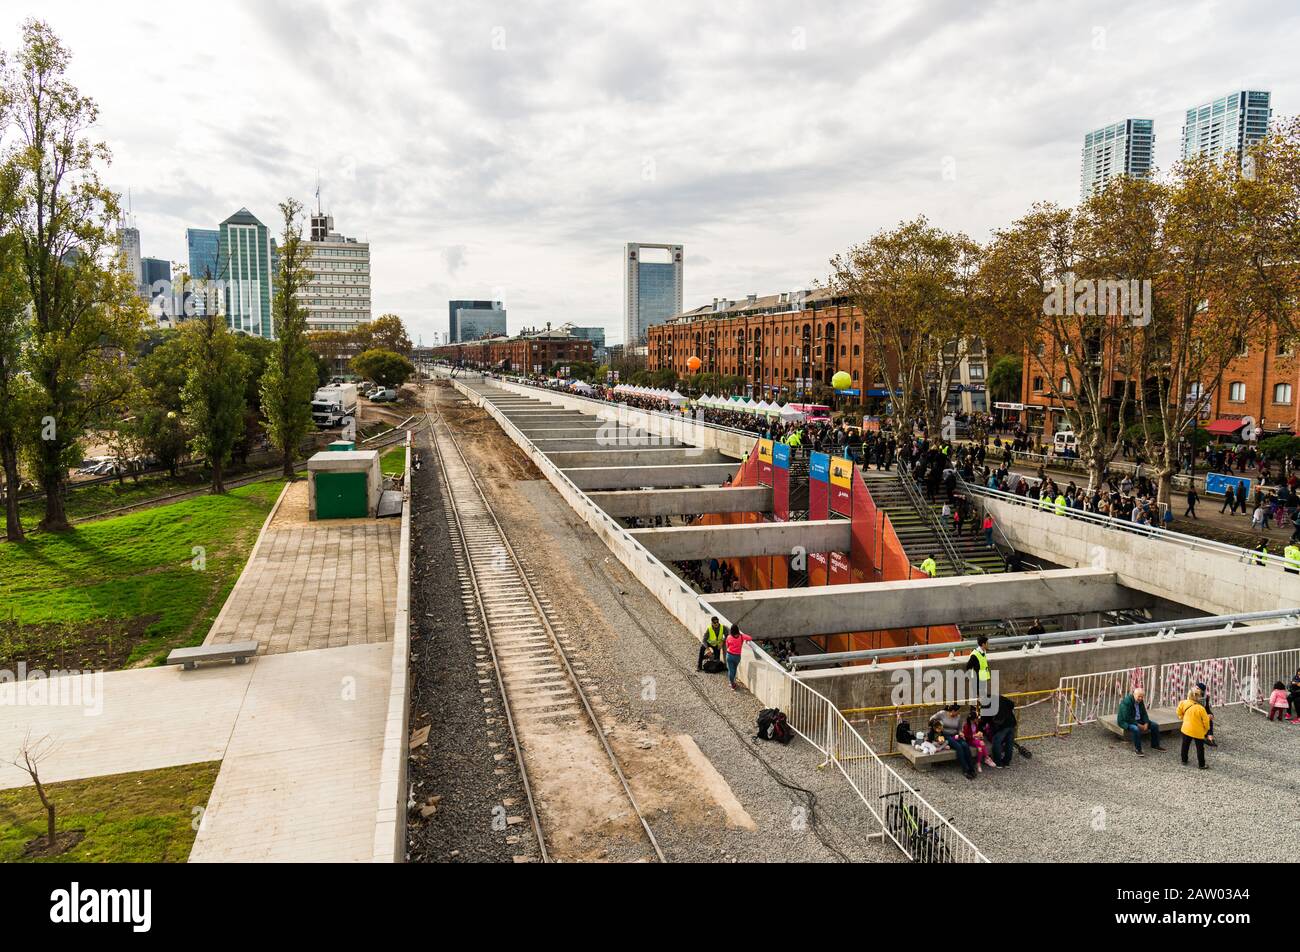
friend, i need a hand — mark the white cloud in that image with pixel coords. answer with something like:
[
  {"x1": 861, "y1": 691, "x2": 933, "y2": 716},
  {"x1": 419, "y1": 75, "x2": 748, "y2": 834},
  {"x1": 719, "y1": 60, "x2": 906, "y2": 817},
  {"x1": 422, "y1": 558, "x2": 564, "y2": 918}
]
[{"x1": 14, "y1": 0, "x2": 1299, "y2": 346}]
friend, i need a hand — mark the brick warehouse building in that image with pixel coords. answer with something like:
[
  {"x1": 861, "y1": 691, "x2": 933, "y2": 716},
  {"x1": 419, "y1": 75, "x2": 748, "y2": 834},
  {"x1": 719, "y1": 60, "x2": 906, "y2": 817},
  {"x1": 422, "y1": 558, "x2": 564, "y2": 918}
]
[
  {"x1": 646, "y1": 289, "x2": 990, "y2": 413},
  {"x1": 1017, "y1": 317, "x2": 1300, "y2": 441},
  {"x1": 648, "y1": 289, "x2": 886, "y2": 398},
  {"x1": 432, "y1": 326, "x2": 593, "y2": 372}
]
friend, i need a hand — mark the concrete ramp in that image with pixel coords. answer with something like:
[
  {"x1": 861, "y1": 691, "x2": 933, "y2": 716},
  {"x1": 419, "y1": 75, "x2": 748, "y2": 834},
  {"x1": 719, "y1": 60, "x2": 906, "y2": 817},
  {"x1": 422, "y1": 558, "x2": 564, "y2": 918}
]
[{"x1": 631, "y1": 519, "x2": 849, "y2": 561}]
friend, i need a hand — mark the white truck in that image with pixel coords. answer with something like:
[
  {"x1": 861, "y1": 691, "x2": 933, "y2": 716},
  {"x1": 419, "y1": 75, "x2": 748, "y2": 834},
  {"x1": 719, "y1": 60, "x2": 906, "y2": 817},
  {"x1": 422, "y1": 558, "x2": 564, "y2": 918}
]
[{"x1": 311, "y1": 383, "x2": 359, "y2": 429}]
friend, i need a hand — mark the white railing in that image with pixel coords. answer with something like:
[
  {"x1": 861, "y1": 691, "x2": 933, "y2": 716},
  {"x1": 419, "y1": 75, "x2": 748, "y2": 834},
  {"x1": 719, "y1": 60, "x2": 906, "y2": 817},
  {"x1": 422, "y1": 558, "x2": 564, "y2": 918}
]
[
  {"x1": 968, "y1": 482, "x2": 1296, "y2": 574},
  {"x1": 765, "y1": 650, "x2": 990, "y2": 864},
  {"x1": 1057, "y1": 665, "x2": 1157, "y2": 727}
]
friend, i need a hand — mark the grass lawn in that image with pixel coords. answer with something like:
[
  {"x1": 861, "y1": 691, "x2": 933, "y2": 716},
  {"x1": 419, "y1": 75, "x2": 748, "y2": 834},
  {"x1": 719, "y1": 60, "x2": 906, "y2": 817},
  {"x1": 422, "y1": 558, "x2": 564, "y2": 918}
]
[
  {"x1": 0, "y1": 761, "x2": 220, "y2": 862},
  {"x1": 0, "y1": 479, "x2": 284, "y2": 669},
  {"x1": 380, "y1": 446, "x2": 406, "y2": 477},
  {"x1": 17, "y1": 472, "x2": 210, "y2": 531}
]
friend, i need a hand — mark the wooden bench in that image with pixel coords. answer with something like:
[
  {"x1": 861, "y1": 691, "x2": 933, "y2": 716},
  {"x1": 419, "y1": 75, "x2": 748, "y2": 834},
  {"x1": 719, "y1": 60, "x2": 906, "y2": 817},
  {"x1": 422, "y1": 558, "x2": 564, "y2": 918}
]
[
  {"x1": 166, "y1": 641, "x2": 260, "y2": 671},
  {"x1": 1098, "y1": 707, "x2": 1182, "y2": 740},
  {"x1": 897, "y1": 742, "x2": 958, "y2": 770}
]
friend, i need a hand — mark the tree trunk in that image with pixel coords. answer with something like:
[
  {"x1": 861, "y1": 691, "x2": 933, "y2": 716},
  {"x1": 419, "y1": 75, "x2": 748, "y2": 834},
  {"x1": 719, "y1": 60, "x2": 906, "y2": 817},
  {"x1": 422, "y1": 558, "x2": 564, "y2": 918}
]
[
  {"x1": 211, "y1": 458, "x2": 225, "y2": 495},
  {"x1": 32, "y1": 776, "x2": 54, "y2": 849},
  {"x1": 1, "y1": 435, "x2": 23, "y2": 542},
  {"x1": 282, "y1": 446, "x2": 294, "y2": 481}
]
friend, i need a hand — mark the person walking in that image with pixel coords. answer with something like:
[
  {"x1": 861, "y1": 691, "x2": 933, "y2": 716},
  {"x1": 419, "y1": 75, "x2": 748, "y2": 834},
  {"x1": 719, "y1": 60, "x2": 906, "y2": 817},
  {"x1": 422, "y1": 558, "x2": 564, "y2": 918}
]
[
  {"x1": 1236, "y1": 480, "x2": 1249, "y2": 516},
  {"x1": 724, "y1": 626, "x2": 753, "y2": 691},
  {"x1": 1177, "y1": 687, "x2": 1212, "y2": 769},
  {"x1": 1184, "y1": 486, "x2": 1198, "y2": 519},
  {"x1": 920, "y1": 555, "x2": 938, "y2": 578},
  {"x1": 698, "y1": 615, "x2": 725, "y2": 672},
  {"x1": 983, "y1": 514, "x2": 994, "y2": 547}
]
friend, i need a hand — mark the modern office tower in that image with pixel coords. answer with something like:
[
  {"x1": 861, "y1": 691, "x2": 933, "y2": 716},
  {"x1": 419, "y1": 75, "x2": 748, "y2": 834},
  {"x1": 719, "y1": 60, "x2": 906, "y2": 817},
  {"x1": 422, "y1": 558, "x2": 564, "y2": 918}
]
[
  {"x1": 117, "y1": 224, "x2": 143, "y2": 290},
  {"x1": 563, "y1": 325, "x2": 607, "y2": 361},
  {"x1": 187, "y1": 228, "x2": 220, "y2": 280},
  {"x1": 218, "y1": 208, "x2": 276, "y2": 338},
  {"x1": 301, "y1": 212, "x2": 371, "y2": 332},
  {"x1": 1182, "y1": 90, "x2": 1272, "y2": 166},
  {"x1": 1080, "y1": 118, "x2": 1155, "y2": 200},
  {"x1": 141, "y1": 257, "x2": 171, "y2": 288},
  {"x1": 623, "y1": 242, "x2": 683, "y2": 347},
  {"x1": 448, "y1": 299, "x2": 506, "y2": 341}
]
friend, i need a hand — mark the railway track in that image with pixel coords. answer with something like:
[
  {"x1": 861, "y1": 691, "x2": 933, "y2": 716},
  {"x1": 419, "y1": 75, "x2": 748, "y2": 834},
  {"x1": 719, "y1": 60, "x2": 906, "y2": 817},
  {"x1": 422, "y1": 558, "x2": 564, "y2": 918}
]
[{"x1": 427, "y1": 391, "x2": 666, "y2": 864}]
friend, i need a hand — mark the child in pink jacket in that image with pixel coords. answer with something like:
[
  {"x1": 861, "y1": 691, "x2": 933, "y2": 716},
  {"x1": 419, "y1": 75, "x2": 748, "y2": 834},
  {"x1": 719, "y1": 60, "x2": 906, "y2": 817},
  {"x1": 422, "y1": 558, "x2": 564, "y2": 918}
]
[{"x1": 1269, "y1": 682, "x2": 1292, "y2": 721}]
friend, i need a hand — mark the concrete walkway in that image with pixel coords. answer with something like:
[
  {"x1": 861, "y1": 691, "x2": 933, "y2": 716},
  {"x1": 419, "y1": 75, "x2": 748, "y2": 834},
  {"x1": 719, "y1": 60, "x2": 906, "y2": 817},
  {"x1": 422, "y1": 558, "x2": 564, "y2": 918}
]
[
  {"x1": 207, "y1": 481, "x2": 400, "y2": 654},
  {"x1": 0, "y1": 644, "x2": 394, "y2": 862}
]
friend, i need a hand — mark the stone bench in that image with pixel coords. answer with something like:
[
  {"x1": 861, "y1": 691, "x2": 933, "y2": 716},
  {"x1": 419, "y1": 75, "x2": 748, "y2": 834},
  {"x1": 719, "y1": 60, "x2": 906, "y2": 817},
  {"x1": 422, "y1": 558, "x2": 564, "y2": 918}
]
[
  {"x1": 166, "y1": 641, "x2": 260, "y2": 671},
  {"x1": 1098, "y1": 707, "x2": 1182, "y2": 740},
  {"x1": 897, "y1": 742, "x2": 959, "y2": 770}
]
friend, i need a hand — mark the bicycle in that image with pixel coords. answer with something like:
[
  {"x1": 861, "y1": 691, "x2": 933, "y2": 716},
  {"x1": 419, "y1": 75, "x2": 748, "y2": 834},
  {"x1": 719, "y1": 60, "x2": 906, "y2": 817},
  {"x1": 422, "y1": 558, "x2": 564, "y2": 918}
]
[{"x1": 880, "y1": 790, "x2": 954, "y2": 863}]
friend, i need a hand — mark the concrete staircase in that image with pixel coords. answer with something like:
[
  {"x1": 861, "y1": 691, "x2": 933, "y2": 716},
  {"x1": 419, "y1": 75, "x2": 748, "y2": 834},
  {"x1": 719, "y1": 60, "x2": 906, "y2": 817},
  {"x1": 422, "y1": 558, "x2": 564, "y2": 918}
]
[{"x1": 861, "y1": 471, "x2": 1008, "y2": 577}]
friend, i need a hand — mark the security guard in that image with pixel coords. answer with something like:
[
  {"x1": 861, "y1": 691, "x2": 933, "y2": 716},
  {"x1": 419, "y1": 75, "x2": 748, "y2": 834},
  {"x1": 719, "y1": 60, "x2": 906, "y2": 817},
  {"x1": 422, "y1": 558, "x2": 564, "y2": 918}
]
[
  {"x1": 698, "y1": 616, "x2": 726, "y2": 670},
  {"x1": 966, "y1": 634, "x2": 991, "y2": 686},
  {"x1": 920, "y1": 556, "x2": 938, "y2": 578},
  {"x1": 1054, "y1": 492, "x2": 1067, "y2": 516},
  {"x1": 1285, "y1": 542, "x2": 1300, "y2": 575}
]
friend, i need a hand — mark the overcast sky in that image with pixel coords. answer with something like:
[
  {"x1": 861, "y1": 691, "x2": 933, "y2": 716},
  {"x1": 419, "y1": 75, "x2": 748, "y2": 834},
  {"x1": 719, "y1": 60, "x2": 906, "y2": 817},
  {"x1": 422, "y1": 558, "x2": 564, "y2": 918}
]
[{"x1": 17, "y1": 0, "x2": 1300, "y2": 345}]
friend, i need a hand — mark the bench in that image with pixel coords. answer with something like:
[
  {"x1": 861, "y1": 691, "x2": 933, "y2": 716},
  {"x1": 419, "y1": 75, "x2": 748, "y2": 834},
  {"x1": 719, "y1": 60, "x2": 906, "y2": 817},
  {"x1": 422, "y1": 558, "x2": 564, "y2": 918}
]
[
  {"x1": 166, "y1": 641, "x2": 260, "y2": 671},
  {"x1": 1098, "y1": 707, "x2": 1182, "y2": 740},
  {"x1": 897, "y1": 742, "x2": 958, "y2": 770}
]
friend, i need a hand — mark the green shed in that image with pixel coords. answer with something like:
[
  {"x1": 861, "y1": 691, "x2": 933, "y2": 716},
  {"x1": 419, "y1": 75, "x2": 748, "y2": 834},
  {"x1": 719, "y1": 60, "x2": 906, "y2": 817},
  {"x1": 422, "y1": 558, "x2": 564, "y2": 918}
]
[{"x1": 307, "y1": 450, "x2": 383, "y2": 520}]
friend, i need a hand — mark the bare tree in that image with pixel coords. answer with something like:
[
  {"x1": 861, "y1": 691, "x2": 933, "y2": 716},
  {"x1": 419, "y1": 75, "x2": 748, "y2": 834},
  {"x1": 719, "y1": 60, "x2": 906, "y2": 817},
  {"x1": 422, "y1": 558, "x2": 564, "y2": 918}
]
[{"x1": 11, "y1": 732, "x2": 57, "y2": 850}]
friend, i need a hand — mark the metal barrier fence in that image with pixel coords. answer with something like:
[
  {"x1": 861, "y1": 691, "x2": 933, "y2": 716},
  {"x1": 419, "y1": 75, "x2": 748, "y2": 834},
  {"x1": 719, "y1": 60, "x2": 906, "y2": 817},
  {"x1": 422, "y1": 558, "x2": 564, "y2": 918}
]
[
  {"x1": 1057, "y1": 665, "x2": 1157, "y2": 728},
  {"x1": 1059, "y1": 648, "x2": 1300, "y2": 728},
  {"x1": 843, "y1": 688, "x2": 1074, "y2": 755},
  {"x1": 771, "y1": 653, "x2": 990, "y2": 863},
  {"x1": 1159, "y1": 648, "x2": 1300, "y2": 714}
]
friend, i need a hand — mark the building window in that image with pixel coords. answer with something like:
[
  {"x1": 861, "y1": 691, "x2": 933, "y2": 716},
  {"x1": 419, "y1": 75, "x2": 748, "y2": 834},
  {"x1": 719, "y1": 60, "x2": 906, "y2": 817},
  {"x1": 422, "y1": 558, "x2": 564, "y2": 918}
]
[
  {"x1": 1229, "y1": 381, "x2": 1246, "y2": 402},
  {"x1": 1036, "y1": 342, "x2": 1045, "y2": 357},
  {"x1": 1274, "y1": 383, "x2": 1293, "y2": 405},
  {"x1": 1032, "y1": 376, "x2": 1044, "y2": 392},
  {"x1": 1059, "y1": 377, "x2": 1072, "y2": 395}
]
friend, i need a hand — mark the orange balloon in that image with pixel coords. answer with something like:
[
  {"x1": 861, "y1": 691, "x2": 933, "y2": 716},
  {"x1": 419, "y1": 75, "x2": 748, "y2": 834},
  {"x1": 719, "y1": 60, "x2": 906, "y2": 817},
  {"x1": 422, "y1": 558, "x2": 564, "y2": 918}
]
[{"x1": 687, "y1": 356, "x2": 702, "y2": 373}]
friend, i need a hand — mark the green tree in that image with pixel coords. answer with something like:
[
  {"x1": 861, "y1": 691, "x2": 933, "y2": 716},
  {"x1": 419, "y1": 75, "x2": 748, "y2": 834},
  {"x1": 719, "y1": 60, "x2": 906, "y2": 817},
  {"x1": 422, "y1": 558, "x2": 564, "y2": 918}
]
[
  {"x1": 181, "y1": 312, "x2": 248, "y2": 494},
  {"x1": 259, "y1": 200, "x2": 317, "y2": 479},
  {"x1": 0, "y1": 223, "x2": 33, "y2": 541},
  {"x1": 134, "y1": 334, "x2": 189, "y2": 477},
  {"x1": 986, "y1": 354, "x2": 1022, "y2": 404},
  {"x1": 4, "y1": 20, "x2": 148, "y2": 530},
  {"x1": 352, "y1": 348, "x2": 414, "y2": 388},
  {"x1": 362, "y1": 313, "x2": 412, "y2": 354}
]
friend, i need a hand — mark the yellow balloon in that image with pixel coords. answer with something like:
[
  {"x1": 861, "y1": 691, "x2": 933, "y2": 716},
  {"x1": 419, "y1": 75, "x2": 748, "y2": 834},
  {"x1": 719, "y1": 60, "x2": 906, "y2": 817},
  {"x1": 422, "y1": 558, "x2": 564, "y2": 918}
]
[{"x1": 831, "y1": 371, "x2": 852, "y2": 391}]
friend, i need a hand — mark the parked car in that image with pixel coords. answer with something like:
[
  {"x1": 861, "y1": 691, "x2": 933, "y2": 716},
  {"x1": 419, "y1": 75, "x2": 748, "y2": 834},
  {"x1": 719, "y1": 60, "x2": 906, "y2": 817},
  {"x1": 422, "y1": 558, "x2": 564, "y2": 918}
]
[{"x1": 370, "y1": 388, "x2": 399, "y2": 403}]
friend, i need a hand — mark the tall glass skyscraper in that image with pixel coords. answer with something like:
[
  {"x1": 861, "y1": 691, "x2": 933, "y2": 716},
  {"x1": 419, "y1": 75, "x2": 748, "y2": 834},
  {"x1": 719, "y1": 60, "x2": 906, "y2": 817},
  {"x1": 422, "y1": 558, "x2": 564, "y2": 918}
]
[
  {"x1": 1080, "y1": 118, "x2": 1154, "y2": 200},
  {"x1": 448, "y1": 300, "x2": 506, "y2": 341},
  {"x1": 623, "y1": 243, "x2": 683, "y2": 346},
  {"x1": 186, "y1": 228, "x2": 220, "y2": 280},
  {"x1": 218, "y1": 208, "x2": 276, "y2": 339},
  {"x1": 1182, "y1": 90, "x2": 1272, "y2": 167}
]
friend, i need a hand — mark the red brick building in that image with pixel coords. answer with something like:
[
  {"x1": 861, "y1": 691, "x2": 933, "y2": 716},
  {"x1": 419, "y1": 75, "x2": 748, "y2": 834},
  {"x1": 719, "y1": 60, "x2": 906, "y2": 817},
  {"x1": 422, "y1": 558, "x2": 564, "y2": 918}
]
[{"x1": 432, "y1": 327, "x2": 593, "y2": 372}]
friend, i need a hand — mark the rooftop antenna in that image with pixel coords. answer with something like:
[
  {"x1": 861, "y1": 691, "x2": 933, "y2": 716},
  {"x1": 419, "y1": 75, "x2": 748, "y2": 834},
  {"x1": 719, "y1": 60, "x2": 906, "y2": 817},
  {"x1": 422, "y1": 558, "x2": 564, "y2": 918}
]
[{"x1": 315, "y1": 171, "x2": 322, "y2": 216}]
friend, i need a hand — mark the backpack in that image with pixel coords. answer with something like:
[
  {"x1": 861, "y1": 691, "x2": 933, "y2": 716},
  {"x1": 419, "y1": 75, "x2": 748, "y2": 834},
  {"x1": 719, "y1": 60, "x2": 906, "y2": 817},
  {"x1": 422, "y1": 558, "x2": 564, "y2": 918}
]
[
  {"x1": 702, "y1": 658, "x2": 726, "y2": 674},
  {"x1": 756, "y1": 708, "x2": 793, "y2": 744},
  {"x1": 895, "y1": 720, "x2": 912, "y2": 747}
]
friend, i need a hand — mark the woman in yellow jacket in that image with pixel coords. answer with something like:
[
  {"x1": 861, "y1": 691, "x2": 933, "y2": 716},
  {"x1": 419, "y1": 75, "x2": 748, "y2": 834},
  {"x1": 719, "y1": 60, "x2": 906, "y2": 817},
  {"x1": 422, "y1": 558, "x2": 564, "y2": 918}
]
[{"x1": 1176, "y1": 687, "x2": 1212, "y2": 769}]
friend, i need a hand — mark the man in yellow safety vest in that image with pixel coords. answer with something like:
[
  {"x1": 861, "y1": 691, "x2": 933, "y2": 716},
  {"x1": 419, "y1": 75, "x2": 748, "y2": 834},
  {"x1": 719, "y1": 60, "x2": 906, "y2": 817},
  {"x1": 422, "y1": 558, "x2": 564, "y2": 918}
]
[
  {"x1": 920, "y1": 556, "x2": 938, "y2": 578},
  {"x1": 1054, "y1": 493, "x2": 1067, "y2": 516},
  {"x1": 1285, "y1": 543, "x2": 1300, "y2": 575},
  {"x1": 699, "y1": 616, "x2": 726, "y2": 670},
  {"x1": 966, "y1": 634, "x2": 991, "y2": 688}
]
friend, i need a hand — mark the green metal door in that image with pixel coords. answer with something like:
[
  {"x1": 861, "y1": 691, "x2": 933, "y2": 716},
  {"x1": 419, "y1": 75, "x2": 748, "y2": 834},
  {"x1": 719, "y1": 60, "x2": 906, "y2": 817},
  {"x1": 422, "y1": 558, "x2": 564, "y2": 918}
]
[{"x1": 315, "y1": 471, "x2": 368, "y2": 519}]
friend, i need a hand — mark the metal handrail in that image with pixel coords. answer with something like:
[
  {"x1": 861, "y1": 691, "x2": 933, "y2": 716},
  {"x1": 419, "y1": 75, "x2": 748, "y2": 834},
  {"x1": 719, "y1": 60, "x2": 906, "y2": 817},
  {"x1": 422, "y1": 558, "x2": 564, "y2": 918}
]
[
  {"x1": 897, "y1": 468, "x2": 973, "y2": 576},
  {"x1": 965, "y1": 480, "x2": 1297, "y2": 572},
  {"x1": 788, "y1": 607, "x2": 1300, "y2": 669},
  {"x1": 955, "y1": 473, "x2": 1035, "y2": 572}
]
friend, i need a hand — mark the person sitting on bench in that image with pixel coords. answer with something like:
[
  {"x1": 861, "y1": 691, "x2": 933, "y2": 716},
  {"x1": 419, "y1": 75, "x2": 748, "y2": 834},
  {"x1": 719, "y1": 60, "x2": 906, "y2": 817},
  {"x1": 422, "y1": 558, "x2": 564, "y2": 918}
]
[{"x1": 1117, "y1": 687, "x2": 1164, "y2": 755}]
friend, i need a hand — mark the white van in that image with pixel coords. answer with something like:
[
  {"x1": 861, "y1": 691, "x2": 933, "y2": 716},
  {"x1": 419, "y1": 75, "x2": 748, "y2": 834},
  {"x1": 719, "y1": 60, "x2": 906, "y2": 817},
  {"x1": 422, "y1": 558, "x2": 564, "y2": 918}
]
[{"x1": 1053, "y1": 430, "x2": 1078, "y2": 456}]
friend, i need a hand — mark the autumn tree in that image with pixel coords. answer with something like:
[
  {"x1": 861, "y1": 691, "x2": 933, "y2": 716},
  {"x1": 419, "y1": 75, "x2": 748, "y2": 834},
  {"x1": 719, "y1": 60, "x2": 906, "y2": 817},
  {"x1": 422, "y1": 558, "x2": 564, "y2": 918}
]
[
  {"x1": 352, "y1": 348, "x2": 414, "y2": 388},
  {"x1": 830, "y1": 217, "x2": 985, "y2": 435},
  {"x1": 363, "y1": 313, "x2": 412, "y2": 354},
  {"x1": 2, "y1": 20, "x2": 146, "y2": 530},
  {"x1": 260, "y1": 199, "x2": 317, "y2": 478}
]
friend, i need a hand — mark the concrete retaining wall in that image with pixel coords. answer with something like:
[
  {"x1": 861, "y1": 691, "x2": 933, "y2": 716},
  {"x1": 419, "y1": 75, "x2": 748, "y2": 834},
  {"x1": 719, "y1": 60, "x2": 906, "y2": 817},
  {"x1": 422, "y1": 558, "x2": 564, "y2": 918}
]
[
  {"x1": 982, "y1": 495, "x2": 1300, "y2": 616},
  {"x1": 372, "y1": 437, "x2": 413, "y2": 862},
  {"x1": 798, "y1": 622, "x2": 1300, "y2": 710}
]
